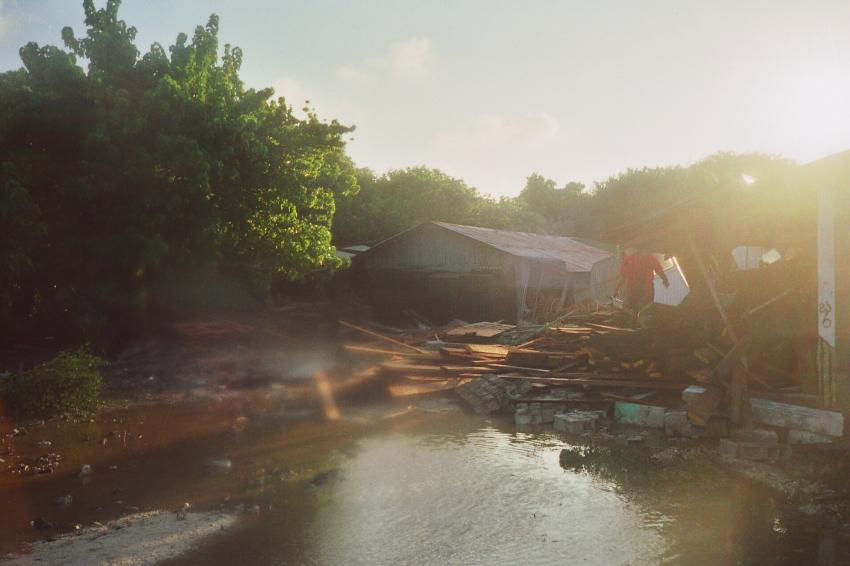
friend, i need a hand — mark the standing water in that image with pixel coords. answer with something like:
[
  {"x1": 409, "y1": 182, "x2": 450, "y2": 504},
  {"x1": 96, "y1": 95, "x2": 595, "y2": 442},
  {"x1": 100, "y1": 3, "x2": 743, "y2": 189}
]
[{"x1": 155, "y1": 403, "x2": 841, "y2": 566}]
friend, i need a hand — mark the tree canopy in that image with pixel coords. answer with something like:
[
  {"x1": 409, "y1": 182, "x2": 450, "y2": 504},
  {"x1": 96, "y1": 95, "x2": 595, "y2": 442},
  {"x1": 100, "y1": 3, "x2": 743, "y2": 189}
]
[{"x1": 0, "y1": 0, "x2": 356, "y2": 338}]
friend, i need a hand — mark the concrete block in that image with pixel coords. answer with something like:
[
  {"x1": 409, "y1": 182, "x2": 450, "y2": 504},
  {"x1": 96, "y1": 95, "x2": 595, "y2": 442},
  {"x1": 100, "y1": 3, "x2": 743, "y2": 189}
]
[
  {"x1": 614, "y1": 402, "x2": 665, "y2": 428},
  {"x1": 695, "y1": 417, "x2": 729, "y2": 438},
  {"x1": 788, "y1": 430, "x2": 833, "y2": 444},
  {"x1": 683, "y1": 386, "x2": 844, "y2": 438},
  {"x1": 553, "y1": 411, "x2": 598, "y2": 434},
  {"x1": 515, "y1": 413, "x2": 534, "y2": 426},
  {"x1": 731, "y1": 429, "x2": 779, "y2": 444},
  {"x1": 664, "y1": 410, "x2": 698, "y2": 438}
]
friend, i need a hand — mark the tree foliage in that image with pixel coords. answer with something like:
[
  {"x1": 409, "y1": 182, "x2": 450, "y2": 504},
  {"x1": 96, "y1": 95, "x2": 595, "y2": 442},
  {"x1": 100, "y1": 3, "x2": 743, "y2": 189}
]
[
  {"x1": 0, "y1": 0, "x2": 356, "y2": 338},
  {"x1": 333, "y1": 153, "x2": 796, "y2": 249},
  {"x1": 333, "y1": 167, "x2": 548, "y2": 245}
]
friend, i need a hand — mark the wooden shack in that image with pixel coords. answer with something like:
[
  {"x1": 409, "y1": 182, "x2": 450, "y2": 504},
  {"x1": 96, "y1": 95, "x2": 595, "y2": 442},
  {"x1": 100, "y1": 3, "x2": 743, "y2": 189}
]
[{"x1": 355, "y1": 221, "x2": 613, "y2": 323}]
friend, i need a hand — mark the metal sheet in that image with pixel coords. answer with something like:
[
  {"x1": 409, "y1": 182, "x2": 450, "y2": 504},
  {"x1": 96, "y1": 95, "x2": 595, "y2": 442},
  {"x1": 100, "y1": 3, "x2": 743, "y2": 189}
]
[{"x1": 433, "y1": 222, "x2": 612, "y2": 272}]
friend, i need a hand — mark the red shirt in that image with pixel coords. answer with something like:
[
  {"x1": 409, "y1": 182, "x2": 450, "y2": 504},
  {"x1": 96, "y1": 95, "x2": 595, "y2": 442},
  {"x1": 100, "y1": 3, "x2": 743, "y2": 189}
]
[{"x1": 620, "y1": 253, "x2": 664, "y2": 292}]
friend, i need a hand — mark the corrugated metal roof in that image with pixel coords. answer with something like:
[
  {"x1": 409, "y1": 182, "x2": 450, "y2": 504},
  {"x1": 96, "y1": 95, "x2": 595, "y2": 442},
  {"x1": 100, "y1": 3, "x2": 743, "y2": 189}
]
[{"x1": 432, "y1": 221, "x2": 612, "y2": 271}]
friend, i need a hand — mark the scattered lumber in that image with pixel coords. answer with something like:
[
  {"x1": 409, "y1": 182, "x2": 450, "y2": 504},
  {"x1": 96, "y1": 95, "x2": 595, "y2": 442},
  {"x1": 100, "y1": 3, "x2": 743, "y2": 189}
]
[
  {"x1": 444, "y1": 321, "x2": 514, "y2": 338},
  {"x1": 337, "y1": 289, "x2": 837, "y2": 438}
]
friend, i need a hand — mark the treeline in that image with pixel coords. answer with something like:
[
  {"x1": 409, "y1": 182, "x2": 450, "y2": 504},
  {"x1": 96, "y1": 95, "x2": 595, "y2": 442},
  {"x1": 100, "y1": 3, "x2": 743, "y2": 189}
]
[
  {"x1": 334, "y1": 153, "x2": 797, "y2": 247},
  {"x1": 0, "y1": 1, "x2": 797, "y2": 344},
  {"x1": 1, "y1": 1, "x2": 356, "y2": 340}
]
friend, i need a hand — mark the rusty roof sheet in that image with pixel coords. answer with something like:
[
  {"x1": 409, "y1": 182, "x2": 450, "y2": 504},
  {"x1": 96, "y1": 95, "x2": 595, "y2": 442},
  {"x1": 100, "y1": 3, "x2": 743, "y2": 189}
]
[{"x1": 433, "y1": 222, "x2": 612, "y2": 272}]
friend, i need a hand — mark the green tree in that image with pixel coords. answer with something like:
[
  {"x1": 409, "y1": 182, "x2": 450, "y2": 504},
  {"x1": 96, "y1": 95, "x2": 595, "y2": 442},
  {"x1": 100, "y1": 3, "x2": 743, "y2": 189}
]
[
  {"x1": 517, "y1": 173, "x2": 588, "y2": 234},
  {"x1": 0, "y1": 0, "x2": 356, "y2": 339},
  {"x1": 584, "y1": 152, "x2": 796, "y2": 237},
  {"x1": 334, "y1": 166, "x2": 485, "y2": 245}
]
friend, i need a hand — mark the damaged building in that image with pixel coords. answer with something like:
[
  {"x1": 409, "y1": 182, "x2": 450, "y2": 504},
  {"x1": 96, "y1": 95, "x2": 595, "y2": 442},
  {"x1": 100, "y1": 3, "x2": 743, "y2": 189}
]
[
  {"x1": 355, "y1": 221, "x2": 613, "y2": 323},
  {"x1": 602, "y1": 150, "x2": 850, "y2": 412}
]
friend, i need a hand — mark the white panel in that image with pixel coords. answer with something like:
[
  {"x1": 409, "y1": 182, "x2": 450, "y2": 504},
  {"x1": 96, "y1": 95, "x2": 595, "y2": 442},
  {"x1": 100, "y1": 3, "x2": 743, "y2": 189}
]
[
  {"x1": 653, "y1": 256, "x2": 690, "y2": 306},
  {"x1": 818, "y1": 185, "x2": 836, "y2": 347}
]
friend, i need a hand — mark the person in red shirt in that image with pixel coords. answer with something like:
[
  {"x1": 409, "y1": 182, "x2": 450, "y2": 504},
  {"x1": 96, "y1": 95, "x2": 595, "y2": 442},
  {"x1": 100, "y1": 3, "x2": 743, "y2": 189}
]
[{"x1": 614, "y1": 247, "x2": 669, "y2": 314}]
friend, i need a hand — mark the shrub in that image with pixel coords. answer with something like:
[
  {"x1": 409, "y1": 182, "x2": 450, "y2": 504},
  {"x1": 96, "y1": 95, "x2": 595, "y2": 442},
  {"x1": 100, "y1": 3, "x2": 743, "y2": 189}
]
[{"x1": 2, "y1": 346, "x2": 104, "y2": 417}]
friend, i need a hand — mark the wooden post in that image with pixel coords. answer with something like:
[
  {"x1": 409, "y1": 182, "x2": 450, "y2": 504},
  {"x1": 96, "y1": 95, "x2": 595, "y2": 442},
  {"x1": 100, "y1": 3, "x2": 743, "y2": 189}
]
[
  {"x1": 687, "y1": 234, "x2": 739, "y2": 345},
  {"x1": 557, "y1": 261, "x2": 571, "y2": 312}
]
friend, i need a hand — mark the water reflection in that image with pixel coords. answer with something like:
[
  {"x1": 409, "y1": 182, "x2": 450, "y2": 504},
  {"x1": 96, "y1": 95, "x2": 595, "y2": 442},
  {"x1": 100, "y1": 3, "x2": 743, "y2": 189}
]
[
  {"x1": 166, "y1": 407, "x2": 844, "y2": 565},
  {"x1": 316, "y1": 426, "x2": 665, "y2": 566}
]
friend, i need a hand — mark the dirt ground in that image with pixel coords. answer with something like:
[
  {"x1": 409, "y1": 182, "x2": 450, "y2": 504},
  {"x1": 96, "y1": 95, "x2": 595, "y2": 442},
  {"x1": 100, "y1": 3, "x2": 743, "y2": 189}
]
[{"x1": 0, "y1": 305, "x2": 384, "y2": 562}]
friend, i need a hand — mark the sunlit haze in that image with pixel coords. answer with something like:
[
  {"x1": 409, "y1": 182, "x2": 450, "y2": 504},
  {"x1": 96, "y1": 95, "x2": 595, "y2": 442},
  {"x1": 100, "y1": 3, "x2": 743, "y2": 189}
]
[{"x1": 2, "y1": 0, "x2": 849, "y2": 195}]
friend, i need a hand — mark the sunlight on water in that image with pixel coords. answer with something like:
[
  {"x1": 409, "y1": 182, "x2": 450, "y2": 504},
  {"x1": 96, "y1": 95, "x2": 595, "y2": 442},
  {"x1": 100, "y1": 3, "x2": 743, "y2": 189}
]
[{"x1": 316, "y1": 426, "x2": 667, "y2": 566}]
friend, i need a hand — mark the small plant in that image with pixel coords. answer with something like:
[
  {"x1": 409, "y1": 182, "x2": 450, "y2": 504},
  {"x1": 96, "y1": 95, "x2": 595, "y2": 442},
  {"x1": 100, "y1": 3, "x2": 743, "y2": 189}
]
[{"x1": 2, "y1": 346, "x2": 104, "y2": 417}]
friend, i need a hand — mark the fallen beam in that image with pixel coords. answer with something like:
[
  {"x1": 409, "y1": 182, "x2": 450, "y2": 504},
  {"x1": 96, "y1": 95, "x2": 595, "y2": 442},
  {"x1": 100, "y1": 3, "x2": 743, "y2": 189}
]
[
  {"x1": 388, "y1": 380, "x2": 461, "y2": 397},
  {"x1": 339, "y1": 320, "x2": 428, "y2": 354},
  {"x1": 344, "y1": 344, "x2": 440, "y2": 359}
]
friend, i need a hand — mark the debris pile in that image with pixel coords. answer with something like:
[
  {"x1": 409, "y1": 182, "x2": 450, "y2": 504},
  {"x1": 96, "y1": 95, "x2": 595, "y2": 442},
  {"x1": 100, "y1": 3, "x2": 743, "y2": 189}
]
[{"x1": 341, "y1": 298, "x2": 845, "y2": 462}]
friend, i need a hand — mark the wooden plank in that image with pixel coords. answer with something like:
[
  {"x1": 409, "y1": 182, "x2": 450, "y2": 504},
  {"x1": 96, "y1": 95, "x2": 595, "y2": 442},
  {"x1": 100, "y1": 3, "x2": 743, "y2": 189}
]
[
  {"x1": 508, "y1": 398, "x2": 613, "y2": 404},
  {"x1": 514, "y1": 336, "x2": 544, "y2": 349},
  {"x1": 464, "y1": 344, "x2": 510, "y2": 357},
  {"x1": 498, "y1": 375, "x2": 687, "y2": 390},
  {"x1": 444, "y1": 321, "x2": 514, "y2": 338},
  {"x1": 550, "y1": 360, "x2": 584, "y2": 373},
  {"x1": 385, "y1": 362, "x2": 488, "y2": 375},
  {"x1": 388, "y1": 380, "x2": 459, "y2": 397},
  {"x1": 553, "y1": 327, "x2": 594, "y2": 333},
  {"x1": 586, "y1": 323, "x2": 635, "y2": 332},
  {"x1": 339, "y1": 320, "x2": 427, "y2": 354},
  {"x1": 740, "y1": 288, "x2": 795, "y2": 320},
  {"x1": 381, "y1": 362, "x2": 444, "y2": 375},
  {"x1": 404, "y1": 375, "x2": 454, "y2": 382},
  {"x1": 485, "y1": 363, "x2": 551, "y2": 373}
]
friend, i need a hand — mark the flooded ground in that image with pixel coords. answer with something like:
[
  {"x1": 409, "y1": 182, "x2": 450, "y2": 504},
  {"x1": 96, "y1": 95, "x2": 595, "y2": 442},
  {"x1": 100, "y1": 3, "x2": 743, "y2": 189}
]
[{"x1": 2, "y1": 391, "x2": 846, "y2": 565}]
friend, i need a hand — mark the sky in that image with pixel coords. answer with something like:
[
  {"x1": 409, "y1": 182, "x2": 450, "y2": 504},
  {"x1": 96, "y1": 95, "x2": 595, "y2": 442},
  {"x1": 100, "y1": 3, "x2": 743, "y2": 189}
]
[{"x1": 2, "y1": 0, "x2": 850, "y2": 196}]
